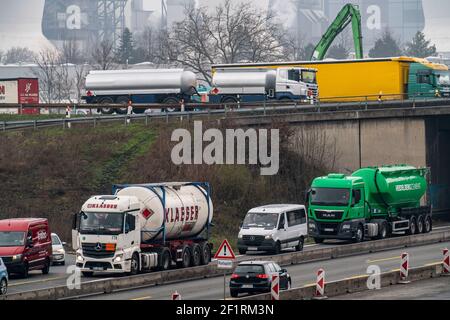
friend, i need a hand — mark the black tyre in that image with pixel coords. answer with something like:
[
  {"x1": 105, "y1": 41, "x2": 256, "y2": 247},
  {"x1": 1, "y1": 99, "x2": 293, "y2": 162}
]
[
  {"x1": 353, "y1": 225, "x2": 364, "y2": 243},
  {"x1": 158, "y1": 248, "x2": 171, "y2": 271},
  {"x1": 222, "y1": 96, "x2": 239, "y2": 109},
  {"x1": 99, "y1": 97, "x2": 114, "y2": 114},
  {"x1": 407, "y1": 217, "x2": 417, "y2": 235},
  {"x1": 42, "y1": 258, "x2": 50, "y2": 275},
  {"x1": 129, "y1": 253, "x2": 139, "y2": 275},
  {"x1": 0, "y1": 278, "x2": 7, "y2": 295},
  {"x1": 272, "y1": 241, "x2": 281, "y2": 255},
  {"x1": 417, "y1": 215, "x2": 424, "y2": 234},
  {"x1": 230, "y1": 290, "x2": 239, "y2": 298},
  {"x1": 200, "y1": 242, "x2": 211, "y2": 265},
  {"x1": 177, "y1": 246, "x2": 192, "y2": 269},
  {"x1": 163, "y1": 97, "x2": 180, "y2": 112},
  {"x1": 314, "y1": 237, "x2": 324, "y2": 244},
  {"x1": 21, "y1": 262, "x2": 29, "y2": 278},
  {"x1": 192, "y1": 244, "x2": 202, "y2": 267},
  {"x1": 295, "y1": 237, "x2": 304, "y2": 251},
  {"x1": 82, "y1": 271, "x2": 94, "y2": 277},
  {"x1": 377, "y1": 222, "x2": 388, "y2": 240},
  {"x1": 238, "y1": 248, "x2": 247, "y2": 255},
  {"x1": 424, "y1": 215, "x2": 432, "y2": 233},
  {"x1": 116, "y1": 96, "x2": 130, "y2": 114}
]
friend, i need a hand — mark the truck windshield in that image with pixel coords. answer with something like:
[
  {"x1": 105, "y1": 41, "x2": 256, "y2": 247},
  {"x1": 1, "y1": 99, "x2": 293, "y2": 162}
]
[
  {"x1": 437, "y1": 72, "x2": 450, "y2": 85},
  {"x1": 242, "y1": 212, "x2": 279, "y2": 229},
  {"x1": 79, "y1": 212, "x2": 124, "y2": 235},
  {"x1": 0, "y1": 231, "x2": 25, "y2": 247},
  {"x1": 310, "y1": 188, "x2": 350, "y2": 206},
  {"x1": 301, "y1": 70, "x2": 317, "y2": 84}
]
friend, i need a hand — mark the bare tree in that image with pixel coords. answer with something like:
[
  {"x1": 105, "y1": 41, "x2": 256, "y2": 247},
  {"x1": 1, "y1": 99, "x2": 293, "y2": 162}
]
[
  {"x1": 135, "y1": 25, "x2": 169, "y2": 65},
  {"x1": 61, "y1": 39, "x2": 83, "y2": 64},
  {"x1": 3, "y1": 47, "x2": 36, "y2": 64},
  {"x1": 0, "y1": 50, "x2": 4, "y2": 64},
  {"x1": 74, "y1": 64, "x2": 91, "y2": 102},
  {"x1": 166, "y1": 0, "x2": 285, "y2": 84},
  {"x1": 33, "y1": 49, "x2": 61, "y2": 103},
  {"x1": 90, "y1": 40, "x2": 116, "y2": 70}
]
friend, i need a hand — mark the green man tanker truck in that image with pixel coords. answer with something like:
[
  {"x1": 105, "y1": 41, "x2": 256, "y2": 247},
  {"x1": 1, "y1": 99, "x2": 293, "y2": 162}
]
[{"x1": 307, "y1": 165, "x2": 432, "y2": 243}]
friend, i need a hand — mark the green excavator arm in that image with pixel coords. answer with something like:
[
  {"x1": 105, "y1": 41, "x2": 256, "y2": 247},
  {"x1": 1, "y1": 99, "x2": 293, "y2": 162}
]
[{"x1": 311, "y1": 3, "x2": 364, "y2": 61}]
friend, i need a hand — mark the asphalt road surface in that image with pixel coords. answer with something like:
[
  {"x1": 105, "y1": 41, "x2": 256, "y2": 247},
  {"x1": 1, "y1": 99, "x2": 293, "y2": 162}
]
[
  {"x1": 80, "y1": 241, "x2": 450, "y2": 300},
  {"x1": 332, "y1": 276, "x2": 450, "y2": 300}
]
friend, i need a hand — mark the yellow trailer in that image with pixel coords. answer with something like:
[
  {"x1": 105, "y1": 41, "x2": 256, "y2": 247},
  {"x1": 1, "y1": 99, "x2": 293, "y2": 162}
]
[{"x1": 212, "y1": 57, "x2": 449, "y2": 102}]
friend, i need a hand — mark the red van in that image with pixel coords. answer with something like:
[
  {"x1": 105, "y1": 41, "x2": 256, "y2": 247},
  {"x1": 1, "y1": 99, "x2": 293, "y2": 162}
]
[{"x1": 0, "y1": 218, "x2": 52, "y2": 277}]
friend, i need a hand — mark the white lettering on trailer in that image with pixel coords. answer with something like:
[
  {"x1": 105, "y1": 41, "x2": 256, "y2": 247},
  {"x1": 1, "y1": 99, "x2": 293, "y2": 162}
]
[{"x1": 395, "y1": 183, "x2": 421, "y2": 192}]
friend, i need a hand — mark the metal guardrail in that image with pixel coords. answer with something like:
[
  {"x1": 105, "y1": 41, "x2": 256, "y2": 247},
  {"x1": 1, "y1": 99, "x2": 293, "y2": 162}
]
[
  {"x1": 2, "y1": 97, "x2": 450, "y2": 132},
  {"x1": 2, "y1": 228, "x2": 449, "y2": 300}
]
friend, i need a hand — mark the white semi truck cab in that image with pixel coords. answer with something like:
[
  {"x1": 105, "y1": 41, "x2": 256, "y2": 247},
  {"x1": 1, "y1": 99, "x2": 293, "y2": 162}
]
[{"x1": 72, "y1": 182, "x2": 213, "y2": 276}]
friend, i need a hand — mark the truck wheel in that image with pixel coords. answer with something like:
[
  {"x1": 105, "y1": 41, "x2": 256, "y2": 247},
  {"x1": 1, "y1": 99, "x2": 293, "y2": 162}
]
[
  {"x1": 407, "y1": 217, "x2": 417, "y2": 235},
  {"x1": 354, "y1": 225, "x2": 364, "y2": 243},
  {"x1": 377, "y1": 222, "x2": 388, "y2": 240},
  {"x1": 295, "y1": 237, "x2": 304, "y2": 251},
  {"x1": 99, "y1": 97, "x2": 114, "y2": 114},
  {"x1": 42, "y1": 258, "x2": 50, "y2": 275},
  {"x1": 0, "y1": 278, "x2": 7, "y2": 295},
  {"x1": 177, "y1": 246, "x2": 192, "y2": 269},
  {"x1": 116, "y1": 96, "x2": 130, "y2": 114},
  {"x1": 424, "y1": 216, "x2": 432, "y2": 233},
  {"x1": 222, "y1": 97, "x2": 238, "y2": 109},
  {"x1": 163, "y1": 97, "x2": 180, "y2": 112},
  {"x1": 272, "y1": 241, "x2": 281, "y2": 255},
  {"x1": 200, "y1": 243, "x2": 211, "y2": 265},
  {"x1": 314, "y1": 238, "x2": 324, "y2": 244},
  {"x1": 129, "y1": 253, "x2": 140, "y2": 275},
  {"x1": 192, "y1": 244, "x2": 202, "y2": 267},
  {"x1": 158, "y1": 248, "x2": 171, "y2": 271},
  {"x1": 21, "y1": 262, "x2": 29, "y2": 278},
  {"x1": 417, "y1": 215, "x2": 424, "y2": 234},
  {"x1": 82, "y1": 271, "x2": 94, "y2": 277}
]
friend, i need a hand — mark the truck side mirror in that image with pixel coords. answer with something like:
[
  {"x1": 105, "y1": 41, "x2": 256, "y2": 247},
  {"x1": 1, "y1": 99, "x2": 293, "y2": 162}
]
[{"x1": 26, "y1": 236, "x2": 33, "y2": 248}]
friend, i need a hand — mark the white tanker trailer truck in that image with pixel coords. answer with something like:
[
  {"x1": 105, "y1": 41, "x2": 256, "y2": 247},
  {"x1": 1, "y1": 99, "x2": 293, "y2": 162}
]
[
  {"x1": 72, "y1": 182, "x2": 213, "y2": 276},
  {"x1": 209, "y1": 67, "x2": 318, "y2": 105},
  {"x1": 83, "y1": 69, "x2": 198, "y2": 114}
]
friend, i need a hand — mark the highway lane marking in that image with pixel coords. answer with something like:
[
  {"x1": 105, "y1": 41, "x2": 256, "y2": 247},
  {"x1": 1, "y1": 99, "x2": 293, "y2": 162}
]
[
  {"x1": 130, "y1": 295, "x2": 152, "y2": 300},
  {"x1": 344, "y1": 274, "x2": 368, "y2": 280},
  {"x1": 391, "y1": 268, "x2": 400, "y2": 272},
  {"x1": 10, "y1": 276, "x2": 67, "y2": 287},
  {"x1": 366, "y1": 256, "x2": 400, "y2": 263},
  {"x1": 424, "y1": 261, "x2": 441, "y2": 267}
]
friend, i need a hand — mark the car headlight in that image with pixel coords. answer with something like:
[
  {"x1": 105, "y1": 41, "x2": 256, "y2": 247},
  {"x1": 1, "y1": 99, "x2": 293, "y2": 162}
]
[
  {"x1": 309, "y1": 223, "x2": 316, "y2": 230},
  {"x1": 76, "y1": 254, "x2": 83, "y2": 262},
  {"x1": 12, "y1": 254, "x2": 22, "y2": 261},
  {"x1": 114, "y1": 254, "x2": 123, "y2": 263},
  {"x1": 238, "y1": 234, "x2": 243, "y2": 239},
  {"x1": 342, "y1": 224, "x2": 351, "y2": 230},
  {"x1": 265, "y1": 234, "x2": 273, "y2": 240},
  {"x1": 54, "y1": 249, "x2": 65, "y2": 254}
]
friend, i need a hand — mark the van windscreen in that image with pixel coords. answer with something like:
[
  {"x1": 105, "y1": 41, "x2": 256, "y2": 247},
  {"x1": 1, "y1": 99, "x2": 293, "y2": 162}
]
[
  {"x1": 242, "y1": 212, "x2": 278, "y2": 229},
  {"x1": 0, "y1": 231, "x2": 25, "y2": 247}
]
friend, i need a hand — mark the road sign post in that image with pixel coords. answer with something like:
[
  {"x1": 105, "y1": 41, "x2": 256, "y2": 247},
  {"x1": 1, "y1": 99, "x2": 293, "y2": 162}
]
[
  {"x1": 214, "y1": 239, "x2": 236, "y2": 300},
  {"x1": 399, "y1": 252, "x2": 410, "y2": 284}
]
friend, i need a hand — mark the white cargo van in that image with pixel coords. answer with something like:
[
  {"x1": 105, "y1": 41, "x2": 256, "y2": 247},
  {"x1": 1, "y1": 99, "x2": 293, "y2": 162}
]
[{"x1": 237, "y1": 204, "x2": 308, "y2": 255}]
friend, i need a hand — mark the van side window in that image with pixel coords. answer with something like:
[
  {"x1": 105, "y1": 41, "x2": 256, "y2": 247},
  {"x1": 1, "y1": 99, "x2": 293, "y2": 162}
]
[
  {"x1": 287, "y1": 209, "x2": 306, "y2": 226},
  {"x1": 278, "y1": 213, "x2": 285, "y2": 229}
]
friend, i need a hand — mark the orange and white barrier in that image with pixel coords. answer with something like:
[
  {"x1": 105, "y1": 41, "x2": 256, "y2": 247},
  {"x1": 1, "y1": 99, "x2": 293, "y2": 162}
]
[
  {"x1": 271, "y1": 274, "x2": 279, "y2": 301},
  {"x1": 400, "y1": 252, "x2": 409, "y2": 282},
  {"x1": 315, "y1": 268, "x2": 325, "y2": 297},
  {"x1": 172, "y1": 291, "x2": 181, "y2": 300},
  {"x1": 443, "y1": 248, "x2": 449, "y2": 274}
]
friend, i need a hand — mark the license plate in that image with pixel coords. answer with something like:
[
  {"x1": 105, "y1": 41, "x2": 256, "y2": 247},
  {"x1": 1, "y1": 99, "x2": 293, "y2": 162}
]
[
  {"x1": 93, "y1": 267, "x2": 103, "y2": 271},
  {"x1": 247, "y1": 247, "x2": 258, "y2": 251},
  {"x1": 242, "y1": 285, "x2": 253, "y2": 288},
  {"x1": 324, "y1": 228, "x2": 334, "y2": 232}
]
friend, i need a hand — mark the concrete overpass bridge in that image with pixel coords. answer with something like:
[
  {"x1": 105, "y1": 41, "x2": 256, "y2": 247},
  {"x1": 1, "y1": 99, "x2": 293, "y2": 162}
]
[{"x1": 230, "y1": 101, "x2": 450, "y2": 213}]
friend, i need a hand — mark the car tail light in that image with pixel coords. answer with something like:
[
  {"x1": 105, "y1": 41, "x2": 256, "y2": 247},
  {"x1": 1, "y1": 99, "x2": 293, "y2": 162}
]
[
  {"x1": 231, "y1": 274, "x2": 239, "y2": 279},
  {"x1": 256, "y1": 274, "x2": 269, "y2": 279}
]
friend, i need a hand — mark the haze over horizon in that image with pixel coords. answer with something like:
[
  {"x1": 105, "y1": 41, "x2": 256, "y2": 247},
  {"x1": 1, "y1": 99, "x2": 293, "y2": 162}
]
[{"x1": 0, "y1": 0, "x2": 449, "y2": 54}]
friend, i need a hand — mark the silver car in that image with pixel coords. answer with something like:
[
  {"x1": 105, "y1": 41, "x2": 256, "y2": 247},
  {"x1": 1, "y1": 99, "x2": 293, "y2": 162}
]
[
  {"x1": 0, "y1": 257, "x2": 8, "y2": 295},
  {"x1": 51, "y1": 233, "x2": 66, "y2": 266}
]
